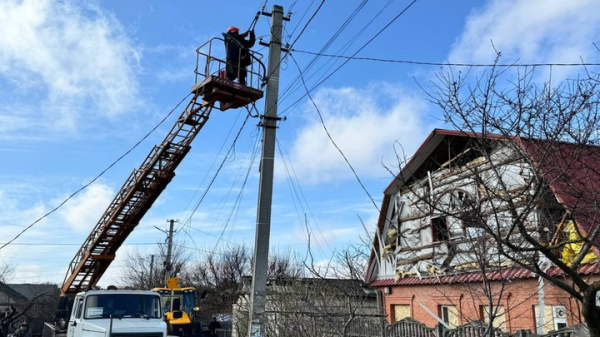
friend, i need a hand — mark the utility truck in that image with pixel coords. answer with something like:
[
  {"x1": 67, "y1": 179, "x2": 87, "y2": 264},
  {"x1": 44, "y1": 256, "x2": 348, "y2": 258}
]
[{"x1": 64, "y1": 290, "x2": 165, "y2": 337}]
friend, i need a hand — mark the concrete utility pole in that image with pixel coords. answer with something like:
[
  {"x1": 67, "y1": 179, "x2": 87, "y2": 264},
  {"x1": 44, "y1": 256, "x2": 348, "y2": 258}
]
[
  {"x1": 156, "y1": 219, "x2": 177, "y2": 281},
  {"x1": 149, "y1": 254, "x2": 155, "y2": 287},
  {"x1": 248, "y1": 4, "x2": 287, "y2": 337},
  {"x1": 166, "y1": 219, "x2": 176, "y2": 278}
]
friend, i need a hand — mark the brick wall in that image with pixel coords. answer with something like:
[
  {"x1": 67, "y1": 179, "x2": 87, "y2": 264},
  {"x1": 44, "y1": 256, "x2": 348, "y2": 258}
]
[{"x1": 375, "y1": 277, "x2": 586, "y2": 333}]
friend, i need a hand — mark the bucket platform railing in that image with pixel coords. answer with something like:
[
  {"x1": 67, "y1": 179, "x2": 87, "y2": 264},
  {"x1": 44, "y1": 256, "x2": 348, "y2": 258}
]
[{"x1": 193, "y1": 37, "x2": 266, "y2": 111}]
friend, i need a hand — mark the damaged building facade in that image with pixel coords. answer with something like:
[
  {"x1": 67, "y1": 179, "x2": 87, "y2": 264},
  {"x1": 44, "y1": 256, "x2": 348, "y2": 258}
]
[{"x1": 366, "y1": 129, "x2": 599, "y2": 333}]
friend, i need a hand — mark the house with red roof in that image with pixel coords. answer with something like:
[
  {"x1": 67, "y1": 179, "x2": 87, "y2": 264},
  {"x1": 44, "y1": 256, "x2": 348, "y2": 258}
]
[{"x1": 365, "y1": 129, "x2": 600, "y2": 333}]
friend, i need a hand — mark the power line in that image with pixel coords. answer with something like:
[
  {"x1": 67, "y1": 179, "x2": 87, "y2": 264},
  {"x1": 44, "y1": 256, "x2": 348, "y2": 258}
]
[
  {"x1": 291, "y1": 49, "x2": 600, "y2": 67},
  {"x1": 276, "y1": 139, "x2": 332, "y2": 255},
  {"x1": 288, "y1": 0, "x2": 299, "y2": 13},
  {"x1": 277, "y1": 0, "x2": 371, "y2": 106},
  {"x1": 179, "y1": 114, "x2": 252, "y2": 233},
  {"x1": 182, "y1": 224, "x2": 243, "y2": 248},
  {"x1": 280, "y1": 0, "x2": 418, "y2": 117},
  {"x1": 175, "y1": 109, "x2": 245, "y2": 224},
  {"x1": 0, "y1": 93, "x2": 193, "y2": 251},
  {"x1": 262, "y1": 0, "x2": 326, "y2": 89},
  {"x1": 286, "y1": 0, "x2": 317, "y2": 41},
  {"x1": 172, "y1": 243, "x2": 227, "y2": 256},
  {"x1": 212, "y1": 124, "x2": 261, "y2": 251},
  {"x1": 290, "y1": 54, "x2": 380, "y2": 212}
]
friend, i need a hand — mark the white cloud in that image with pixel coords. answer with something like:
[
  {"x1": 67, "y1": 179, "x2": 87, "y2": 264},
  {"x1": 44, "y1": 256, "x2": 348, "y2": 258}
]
[
  {"x1": 449, "y1": 0, "x2": 600, "y2": 67},
  {"x1": 0, "y1": 0, "x2": 141, "y2": 133},
  {"x1": 57, "y1": 183, "x2": 114, "y2": 232},
  {"x1": 284, "y1": 83, "x2": 428, "y2": 184}
]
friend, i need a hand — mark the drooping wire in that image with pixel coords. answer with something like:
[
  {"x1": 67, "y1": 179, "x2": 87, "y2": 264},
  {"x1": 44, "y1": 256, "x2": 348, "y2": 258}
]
[
  {"x1": 212, "y1": 125, "x2": 262, "y2": 251},
  {"x1": 179, "y1": 114, "x2": 252, "y2": 233},
  {"x1": 276, "y1": 139, "x2": 332, "y2": 255},
  {"x1": 286, "y1": 0, "x2": 317, "y2": 40},
  {"x1": 175, "y1": 109, "x2": 244, "y2": 226},
  {"x1": 200, "y1": 120, "x2": 258, "y2": 244},
  {"x1": 0, "y1": 93, "x2": 193, "y2": 251},
  {"x1": 290, "y1": 54, "x2": 380, "y2": 211},
  {"x1": 288, "y1": 0, "x2": 299, "y2": 12}
]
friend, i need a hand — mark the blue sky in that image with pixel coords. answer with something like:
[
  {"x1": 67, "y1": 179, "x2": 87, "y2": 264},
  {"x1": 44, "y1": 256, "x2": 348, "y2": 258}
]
[{"x1": 1, "y1": 0, "x2": 599, "y2": 286}]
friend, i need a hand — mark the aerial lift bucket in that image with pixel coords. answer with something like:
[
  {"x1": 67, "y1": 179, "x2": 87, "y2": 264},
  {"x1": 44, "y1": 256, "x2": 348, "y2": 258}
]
[{"x1": 192, "y1": 37, "x2": 266, "y2": 111}]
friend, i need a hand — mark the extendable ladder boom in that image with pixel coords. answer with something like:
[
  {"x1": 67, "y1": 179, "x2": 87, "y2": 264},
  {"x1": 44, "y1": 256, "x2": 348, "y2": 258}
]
[
  {"x1": 60, "y1": 37, "x2": 265, "y2": 296},
  {"x1": 61, "y1": 94, "x2": 212, "y2": 295}
]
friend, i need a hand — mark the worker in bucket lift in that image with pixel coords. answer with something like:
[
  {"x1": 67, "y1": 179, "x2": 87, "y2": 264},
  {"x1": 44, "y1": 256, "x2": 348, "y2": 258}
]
[{"x1": 223, "y1": 26, "x2": 255, "y2": 86}]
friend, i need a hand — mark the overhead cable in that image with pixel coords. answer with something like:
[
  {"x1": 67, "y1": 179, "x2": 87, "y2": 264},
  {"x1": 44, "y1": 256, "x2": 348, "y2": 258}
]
[
  {"x1": 180, "y1": 114, "x2": 252, "y2": 231},
  {"x1": 277, "y1": 0, "x2": 371, "y2": 105},
  {"x1": 0, "y1": 93, "x2": 193, "y2": 251},
  {"x1": 279, "y1": 0, "x2": 418, "y2": 116},
  {"x1": 291, "y1": 49, "x2": 600, "y2": 67},
  {"x1": 290, "y1": 54, "x2": 380, "y2": 212},
  {"x1": 262, "y1": 0, "x2": 326, "y2": 87}
]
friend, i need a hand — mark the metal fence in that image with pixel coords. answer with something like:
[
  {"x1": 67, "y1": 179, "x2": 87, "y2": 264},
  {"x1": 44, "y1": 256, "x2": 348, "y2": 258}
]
[{"x1": 385, "y1": 318, "x2": 588, "y2": 337}]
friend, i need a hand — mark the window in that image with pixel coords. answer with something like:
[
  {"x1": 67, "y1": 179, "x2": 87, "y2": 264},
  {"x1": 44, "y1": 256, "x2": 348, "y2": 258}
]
[
  {"x1": 157, "y1": 289, "x2": 196, "y2": 314},
  {"x1": 74, "y1": 298, "x2": 84, "y2": 319},
  {"x1": 432, "y1": 217, "x2": 450, "y2": 242},
  {"x1": 393, "y1": 304, "x2": 411, "y2": 322},
  {"x1": 480, "y1": 305, "x2": 506, "y2": 330},
  {"x1": 85, "y1": 294, "x2": 162, "y2": 319},
  {"x1": 439, "y1": 305, "x2": 459, "y2": 328}
]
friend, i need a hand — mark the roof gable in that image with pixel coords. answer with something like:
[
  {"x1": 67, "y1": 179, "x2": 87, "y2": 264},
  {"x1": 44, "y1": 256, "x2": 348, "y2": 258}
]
[
  {"x1": 0, "y1": 282, "x2": 28, "y2": 302},
  {"x1": 367, "y1": 129, "x2": 600, "y2": 282},
  {"x1": 384, "y1": 129, "x2": 501, "y2": 195}
]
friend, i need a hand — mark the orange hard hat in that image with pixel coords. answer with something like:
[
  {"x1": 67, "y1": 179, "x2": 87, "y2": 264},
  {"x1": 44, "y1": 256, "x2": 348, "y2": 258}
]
[{"x1": 227, "y1": 26, "x2": 240, "y2": 33}]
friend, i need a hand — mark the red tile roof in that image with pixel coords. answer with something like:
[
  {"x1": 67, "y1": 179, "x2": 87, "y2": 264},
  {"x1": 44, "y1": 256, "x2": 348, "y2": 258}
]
[
  {"x1": 369, "y1": 263, "x2": 600, "y2": 287},
  {"x1": 519, "y1": 139, "x2": 600, "y2": 247}
]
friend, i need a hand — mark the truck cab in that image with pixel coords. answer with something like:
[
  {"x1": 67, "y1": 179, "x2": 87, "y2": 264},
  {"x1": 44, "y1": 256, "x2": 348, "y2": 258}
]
[{"x1": 67, "y1": 290, "x2": 166, "y2": 337}]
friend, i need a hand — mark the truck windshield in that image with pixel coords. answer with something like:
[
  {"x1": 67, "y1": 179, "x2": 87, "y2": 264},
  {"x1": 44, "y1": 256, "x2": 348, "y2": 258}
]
[{"x1": 84, "y1": 294, "x2": 161, "y2": 319}]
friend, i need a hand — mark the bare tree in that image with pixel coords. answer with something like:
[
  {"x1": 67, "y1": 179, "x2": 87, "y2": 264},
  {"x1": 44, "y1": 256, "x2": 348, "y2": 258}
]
[
  {"x1": 121, "y1": 242, "x2": 190, "y2": 289},
  {"x1": 256, "y1": 229, "x2": 382, "y2": 337},
  {"x1": 183, "y1": 245, "x2": 303, "y2": 322},
  {"x1": 261, "y1": 277, "x2": 381, "y2": 337},
  {"x1": 0, "y1": 283, "x2": 58, "y2": 336},
  {"x1": 421, "y1": 57, "x2": 600, "y2": 335},
  {"x1": 0, "y1": 261, "x2": 15, "y2": 283},
  {"x1": 268, "y1": 249, "x2": 304, "y2": 280},
  {"x1": 183, "y1": 245, "x2": 250, "y2": 319},
  {"x1": 332, "y1": 230, "x2": 371, "y2": 281}
]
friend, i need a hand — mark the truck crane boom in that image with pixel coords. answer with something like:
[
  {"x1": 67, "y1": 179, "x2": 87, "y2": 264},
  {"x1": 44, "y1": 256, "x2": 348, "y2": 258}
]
[
  {"x1": 61, "y1": 96, "x2": 213, "y2": 295},
  {"x1": 59, "y1": 37, "x2": 264, "y2": 296}
]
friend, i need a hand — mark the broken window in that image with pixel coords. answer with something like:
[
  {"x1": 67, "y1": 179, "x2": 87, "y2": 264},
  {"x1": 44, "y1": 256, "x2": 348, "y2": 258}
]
[
  {"x1": 432, "y1": 217, "x2": 450, "y2": 242},
  {"x1": 537, "y1": 207, "x2": 564, "y2": 244}
]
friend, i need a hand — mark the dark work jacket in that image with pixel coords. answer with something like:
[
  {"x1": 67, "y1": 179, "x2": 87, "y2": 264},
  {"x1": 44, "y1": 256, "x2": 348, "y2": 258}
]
[{"x1": 223, "y1": 31, "x2": 256, "y2": 67}]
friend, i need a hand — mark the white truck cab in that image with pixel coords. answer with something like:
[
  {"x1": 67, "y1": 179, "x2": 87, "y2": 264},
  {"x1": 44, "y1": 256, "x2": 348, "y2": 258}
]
[{"x1": 67, "y1": 290, "x2": 166, "y2": 337}]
